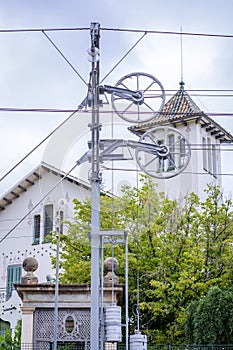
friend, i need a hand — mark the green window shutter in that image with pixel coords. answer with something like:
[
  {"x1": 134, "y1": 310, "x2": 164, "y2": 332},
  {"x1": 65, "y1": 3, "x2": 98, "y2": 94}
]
[
  {"x1": 33, "y1": 214, "x2": 41, "y2": 244},
  {"x1": 6, "y1": 265, "x2": 22, "y2": 300},
  {"x1": 0, "y1": 319, "x2": 10, "y2": 336},
  {"x1": 44, "y1": 204, "x2": 53, "y2": 241}
]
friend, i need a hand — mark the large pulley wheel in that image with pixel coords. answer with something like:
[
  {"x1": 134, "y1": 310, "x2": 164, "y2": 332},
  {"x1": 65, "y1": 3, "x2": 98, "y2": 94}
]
[
  {"x1": 111, "y1": 72, "x2": 165, "y2": 123},
  {"x1": 135, "y1": 126, "x2": 191, "y2": 179}
]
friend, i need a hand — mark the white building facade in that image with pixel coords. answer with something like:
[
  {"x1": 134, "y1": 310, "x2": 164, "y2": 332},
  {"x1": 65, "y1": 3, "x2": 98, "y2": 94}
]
[{"x1": 0, "y1": 162, "x2": 91, "y2": 334}]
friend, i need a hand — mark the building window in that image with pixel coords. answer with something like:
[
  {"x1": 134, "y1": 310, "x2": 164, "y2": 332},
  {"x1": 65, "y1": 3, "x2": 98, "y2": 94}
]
[
  {"x1": 202, "y1": 136, "x2": 217, "y2": 177},
  {"x1": 202, "y1": 137, "x2": 207, "y2": 171},
  {"x1": 179, "y1": 137, "x2": 186, "y2": 167},
  {"x1": 6, "y1": 265, "x2": 22, "y2": 300},
  {"x1": 207, "y1": 137, "x2": 212, "y2": 174},
  {"x1": 167, "y1": 134, "x2": 175, "y2": 171},
  {"x1": 157, "y1": 139, "x2": 164, "y2": 172},
  {"x1": 44, "y1": 204, "x2": 53, "y2": 241},
  {"x1": 0, "y1": 319, "x2": 10, "y2": 336},
  {"x1": 33, "y1": 215, "x2": 41, "y2": 244},
  {"x1": 212, "y1": 144, "x2": 217, "y2": 176}
]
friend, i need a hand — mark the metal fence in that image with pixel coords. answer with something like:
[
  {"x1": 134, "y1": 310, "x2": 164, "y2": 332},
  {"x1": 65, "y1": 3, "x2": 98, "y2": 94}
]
[
  {"x1": 16, "y1": 345, "x2": 233, "y2": 350},
  {"x1": 150, "y1": 346, "x2": 233, "y2": 350},
  {"x1": 19, "y1": 344, "x2": 85, "y2": 350}
]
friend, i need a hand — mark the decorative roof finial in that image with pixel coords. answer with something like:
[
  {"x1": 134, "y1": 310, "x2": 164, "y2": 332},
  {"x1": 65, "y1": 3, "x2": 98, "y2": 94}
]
[
  {"x1": 180, "y1": 80, "x2": 185, "y2": 90},
  {"x1": 180, "y1": 26, "x2": 185, "y2": 91}
]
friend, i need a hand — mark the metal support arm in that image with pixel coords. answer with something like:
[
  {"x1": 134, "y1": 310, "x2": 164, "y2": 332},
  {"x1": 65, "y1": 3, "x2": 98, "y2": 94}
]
[
  {"x1": 76, "y1": 138, "x2": 169, "y2": 166},
  {"x1": 100, "y1": 85, "x2": 144, "y2": 104}
]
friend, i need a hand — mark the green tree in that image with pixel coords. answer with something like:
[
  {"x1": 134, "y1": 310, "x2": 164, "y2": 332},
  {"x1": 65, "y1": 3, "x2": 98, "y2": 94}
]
[
  {"x1": 0, "y1": 320, "x2": 21, "y2": 350},
  {"x1": 185, "y1": 286, "x2": 233, "y2": 344},
  {"x1": 139, "y1": 185, "x2": 233, "y2": 343},
  {"x1": 52, "y1": 177, "x2": 233, "y2": 343}
]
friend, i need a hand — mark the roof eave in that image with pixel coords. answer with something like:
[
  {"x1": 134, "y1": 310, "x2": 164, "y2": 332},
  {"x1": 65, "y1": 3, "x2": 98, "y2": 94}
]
[
  {"x1": 129, "y1": 112, "x2": 233, "y2": 143},
  {"x1": 0, "y1": 162, "x2": 91, "y2": 212}
]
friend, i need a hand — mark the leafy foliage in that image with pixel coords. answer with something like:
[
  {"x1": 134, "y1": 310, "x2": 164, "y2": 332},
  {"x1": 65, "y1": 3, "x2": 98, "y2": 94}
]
[
  {"x1": 186, "y1": 286, "x2": 233, "y2": 344},
  {"x1": 0, "y1": 320, "x2": 21, "y2": 350},
  {"x1": 52, "y1": 176, "x2": 233, "y2": 343}
]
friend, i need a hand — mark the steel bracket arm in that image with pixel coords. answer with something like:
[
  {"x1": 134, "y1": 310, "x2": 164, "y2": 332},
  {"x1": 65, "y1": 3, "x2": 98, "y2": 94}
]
[
  {"x1": 99, "y1": 85, "x2": 144, "y2": 104},
  {"x1": 76, "y1": 138, "x2": 169, "y2": 165}
]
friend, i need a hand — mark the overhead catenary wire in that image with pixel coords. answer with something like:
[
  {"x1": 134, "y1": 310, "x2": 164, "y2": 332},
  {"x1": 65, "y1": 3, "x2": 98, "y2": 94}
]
[
  {"x1": 0, "y1": 23, "x2": 233, "y2": 185},
  {"x1": 0, "y1": 27, "x2": 90, "y2": 33},
  {"x1": 0, "y1": 216, "x2": 74, "y2": 223},
  {"x1": 101, "y1": 162, "x2": 233, "y2": 175},
  {"x1": 42, "y1": 30, "x2": 88, "y2": 86},
  {"x1": 0, "y1": 221, "x2": 70, "y2": 232},
  {"x1": 101, "y1": 27, "x2": 233, "y2": 39},
  {"x1": 1, "y1": 135, "x2": 233, "y2": 186},
  {"x1": 1, "y1": 92, "x2": 233, "y2": 105},
  {"x1": 2, "y1": 107, "x2": 233, "y2": 117},
  {"x1": 0, "y1": 100, "x2": 87, "y2": 182},
  {"x1": 99, "y1": 31, "x2": 147, "y2": 85},
  {"x1": 1, "y1": 26, "x2": 233, "y2": 40},
  {"x1": 101, "y1": 165, "x2": 233, "y2": 176},
  {"x1": 0, "y1": 24, "x2": 232, "y2": 198},
  {"x1": 1, "y1": 26, "x2": 232, "y2": 250}
]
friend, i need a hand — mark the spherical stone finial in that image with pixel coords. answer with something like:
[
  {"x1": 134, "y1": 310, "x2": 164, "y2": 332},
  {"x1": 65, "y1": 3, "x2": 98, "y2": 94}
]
[
  {"x1": 104, "y1": 257, "x2": 119, "y2": 272},
  {"x1": 21, "y1": 257, "x2": 39, "y2": 285},
  {"x1": 23, "y1": 257, "x2": 38, "y2": 272},
  {"x1": 103, "y1": 257, "x2": 119, "y2": 287}
]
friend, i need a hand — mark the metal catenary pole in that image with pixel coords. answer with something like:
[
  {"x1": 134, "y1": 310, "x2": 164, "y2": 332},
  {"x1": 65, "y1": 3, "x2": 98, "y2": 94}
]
[
  {"x1": 89, "y1": 22, "x2": 101, "y2": 350},
  {"x1": 53, "y1": 212, "x2": 61, "y2": 349}
]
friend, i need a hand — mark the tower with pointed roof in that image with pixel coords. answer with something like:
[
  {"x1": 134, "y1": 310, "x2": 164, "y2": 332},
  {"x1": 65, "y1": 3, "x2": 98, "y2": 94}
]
[{"x1": 129, "y1": 81, "x2": 233, "y2": 199}]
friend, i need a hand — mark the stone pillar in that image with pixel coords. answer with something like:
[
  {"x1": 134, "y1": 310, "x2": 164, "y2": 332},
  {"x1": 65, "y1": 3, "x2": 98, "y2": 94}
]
[
  {"x1": 16, "y1": 257, "x2": 124, "y2": 348},
  {"x1": 21, "y1": 307, "x2": 35, "y2": 344},
  {"x1": 20, "y1": 257, "x2": 38, "y2": 347}
]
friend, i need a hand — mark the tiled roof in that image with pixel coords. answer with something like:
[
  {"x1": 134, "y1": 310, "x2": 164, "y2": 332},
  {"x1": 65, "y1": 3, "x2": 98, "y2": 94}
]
[
  {"x1": 157, "y1": 83, "x2": 203, "y2": 121},
  {"x1": 129, "y1": 82, "x2": 233, "y2": 143}
]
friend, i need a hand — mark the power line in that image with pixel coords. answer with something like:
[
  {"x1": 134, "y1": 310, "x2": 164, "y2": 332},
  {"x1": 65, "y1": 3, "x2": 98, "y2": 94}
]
[
  {"x1": 0, "y1": 221, "x2": 70, "y2": 231},
  {"x1": 0, "y1": 26, "x2": 233, "y2": 40},
  {"x1": 99, "y1": 31, "x2": 147, "y2": 84},
  {"x1": 0, "y1": 107, "x2": 77, "y2": 112},
  {"x1": 101, "y1": 27, "x2": 233, "y2": 39},
  {"x1": 0, "y1": 216, "x2": 73, "y2": 223},
  {"x1": 0, "y1": 27, "x2": 90, "y2": 33},
  {"x1": 2, "y1": 107, "x2": 233, "y2": 118},
  {"x1": 0, "y1": 161, "x2": 232, "y2": 244},
  {"x1": 42, "y1": 30, "x2": 88, "y2": 86},
  {"x1": 0, "y1": 99, "x2": 87, "y2": 182},
  {"x1": 101, "y1": 165, "x2": 233, "y2": 176}
]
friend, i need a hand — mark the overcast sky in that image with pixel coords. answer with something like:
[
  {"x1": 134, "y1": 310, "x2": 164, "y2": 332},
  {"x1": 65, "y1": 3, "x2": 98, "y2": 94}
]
[{"x1": 0, "y1": 0, "x2": 233, "y2": 196}]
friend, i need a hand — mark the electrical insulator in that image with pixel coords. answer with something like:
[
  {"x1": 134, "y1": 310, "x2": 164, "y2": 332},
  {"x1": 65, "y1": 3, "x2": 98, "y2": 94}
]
[{"x1": 87, "y1": 47, "x2": 100, "y2": 62}]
